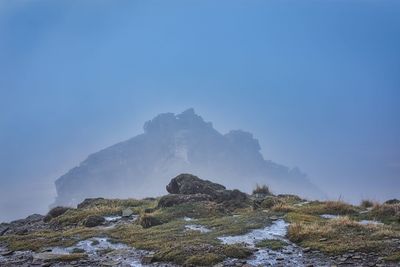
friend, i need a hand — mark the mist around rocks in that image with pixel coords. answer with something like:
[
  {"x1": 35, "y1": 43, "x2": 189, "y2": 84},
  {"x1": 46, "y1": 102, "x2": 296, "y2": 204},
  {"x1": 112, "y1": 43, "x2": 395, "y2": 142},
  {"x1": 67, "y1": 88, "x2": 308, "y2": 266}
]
[{"x1": 54, "y1": 109, "x2": 324, "y2": 207}]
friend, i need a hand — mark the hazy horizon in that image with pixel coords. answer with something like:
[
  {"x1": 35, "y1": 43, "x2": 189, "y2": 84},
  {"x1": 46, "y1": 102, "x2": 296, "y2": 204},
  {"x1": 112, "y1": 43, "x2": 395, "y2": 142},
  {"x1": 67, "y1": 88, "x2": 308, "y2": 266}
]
[{"x1": 1, "y1": 0, "x2": 399, "y2": 222}]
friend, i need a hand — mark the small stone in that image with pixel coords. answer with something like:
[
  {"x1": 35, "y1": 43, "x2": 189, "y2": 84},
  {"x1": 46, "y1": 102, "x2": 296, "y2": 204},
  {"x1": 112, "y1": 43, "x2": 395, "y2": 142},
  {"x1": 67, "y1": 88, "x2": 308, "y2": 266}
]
[
  {"x1": 319, "y1": 238, "x2": 328, "y2": 242},
  {"x1": 122, "y1": 208, "x2": 134, "y2": 217},
  {"x1": 303, "y1": 247, "x2": 311, "y2": 253}
]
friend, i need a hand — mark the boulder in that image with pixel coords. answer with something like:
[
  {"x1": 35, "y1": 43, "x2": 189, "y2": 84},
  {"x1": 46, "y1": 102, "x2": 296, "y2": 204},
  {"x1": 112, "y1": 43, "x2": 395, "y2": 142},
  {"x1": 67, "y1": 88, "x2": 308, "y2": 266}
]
[
  {"x1": 384, "y1": 199, "x2": 400, "y2": 205},
  {"x1": 44, "y1": 207, "x2": 71, "y2": 222},
  {"x1": 140, "y1": 215, "x2": 162, "y2": 228},
  {"x1": 158, "y1": 193, "x2": 213, "y2": 208},
  {"x1": 166, "y1": 174, "x2": 225, "y2": 195},
  {"x1": 217, "y1": 189, "x2": 249, "y2": 208},
  {"x1": 122, "y1": 208, "x2": 134, "y2": 217},
  {"x1": 83, "y1": 215, "x2": 105, "y2": 227},
  {"x1": 162, "y1": 174, "x2": 249, "y2": 208}
]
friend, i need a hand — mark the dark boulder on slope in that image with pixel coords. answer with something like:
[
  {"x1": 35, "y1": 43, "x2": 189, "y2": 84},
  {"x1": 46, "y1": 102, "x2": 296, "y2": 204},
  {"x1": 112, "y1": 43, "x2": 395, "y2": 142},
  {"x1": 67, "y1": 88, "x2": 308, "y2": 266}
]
[
  {"x1": 166, "y1": 173, "x2": 226, "y2": 195},
  {"x1": 158, "y1": 193, "x2": 213, "y2": 208},
  {"x1": 53, "y1": 109, "x2": 325, "y2": 207},
  {"x1": 160, "y1": 174, "x2": 249, "y2": 208}
]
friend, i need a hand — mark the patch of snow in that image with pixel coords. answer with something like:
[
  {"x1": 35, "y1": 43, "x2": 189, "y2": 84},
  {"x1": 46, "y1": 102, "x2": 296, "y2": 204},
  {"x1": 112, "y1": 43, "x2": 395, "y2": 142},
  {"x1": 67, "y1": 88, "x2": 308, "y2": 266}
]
[
  {"x1": 104, "y1": 216, "x2": 122, "y2": 222},
  {"x1": 185, "y1": 224, "x2": 211, "y2": 233},
  {"x1": 359, "y1": 220, "x2": 383, "y2": 226},
  {"x1": 218, "y1": 219, "x2": 288, "y2": 246},
  {"x1": 320, "y1": 214, "x2": 340, "y2": 219},
  {"x1": 183, "y1": 217, "x2": 194, "y2": 222},
  {"x1": 219, "y1": 220, "x2": 332, "y2": 266}
]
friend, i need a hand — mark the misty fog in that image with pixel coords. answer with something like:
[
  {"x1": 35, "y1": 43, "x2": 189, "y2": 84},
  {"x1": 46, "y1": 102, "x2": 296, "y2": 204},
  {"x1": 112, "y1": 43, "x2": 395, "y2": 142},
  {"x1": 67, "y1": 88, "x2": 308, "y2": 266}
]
[{"x1": 1, "y1": 0, "x2": 399, "y2": 222}]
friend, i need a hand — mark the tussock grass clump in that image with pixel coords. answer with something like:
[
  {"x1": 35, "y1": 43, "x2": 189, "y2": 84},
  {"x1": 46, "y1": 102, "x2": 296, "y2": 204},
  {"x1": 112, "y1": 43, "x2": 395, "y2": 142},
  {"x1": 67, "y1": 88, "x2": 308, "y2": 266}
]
[
  {"x1": 252, "y1": 184, "x2": 271, "y2": 195},
  {"x1": 271, "y1": 203, "x2": 295, "y2": 213},
  {"x1": 299, "y1": 200, "x2": 357, "y2": 216},
  {"x1": 260, "y1": 197, "x2": 282, "y2": 209},
  {"x1": 277, "y1": 194, "x2": 303, "y2": 205},
  {"x1": 139, "y1": 214, "x2": 163, "y2": 228},
  {"x1": 287, "y1": 216, "x2": 399, "y2": 254},
  {"x1": 369, "y1": 203, "x2": 400, "y2": 224},
  {"x1": 360, "y1": 199, "x2": 375, "y2": 208}
]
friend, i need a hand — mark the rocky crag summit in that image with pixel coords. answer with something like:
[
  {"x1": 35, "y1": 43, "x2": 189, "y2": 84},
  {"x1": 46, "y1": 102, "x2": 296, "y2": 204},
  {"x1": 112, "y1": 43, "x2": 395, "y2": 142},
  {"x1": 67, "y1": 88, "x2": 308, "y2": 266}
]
[
  {"x1": 1, "y1": 174, "x2": 399, "y2": 266},
  {"x1": 54, "y1": 109, "x2": 323, "y2": 207}
]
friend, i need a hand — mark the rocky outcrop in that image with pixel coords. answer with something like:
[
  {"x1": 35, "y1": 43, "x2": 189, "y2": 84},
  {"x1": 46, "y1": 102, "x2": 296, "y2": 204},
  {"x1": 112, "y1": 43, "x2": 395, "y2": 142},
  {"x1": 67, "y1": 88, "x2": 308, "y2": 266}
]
[
  {"x1": 158, "y1": 193, "x2": 212, "y2": 208},
  {"x1": 53, "y1": 109, "x2": 324, "y2": 207},
  {"x1": 159, "y1": 174, "x2": 249, "y2": 208},
  {"x1": 166, "y1": 174, "x2": 226, "y2": 195},
  {"x1": 44, "y1": 207, "x2": 71, "y2": 222},
  {"x1": 139, "y1": 215, "x2": 162, "y2": 228},
  {"x1": 385, "y1": 199, "x2": 400, "y2": 205}
]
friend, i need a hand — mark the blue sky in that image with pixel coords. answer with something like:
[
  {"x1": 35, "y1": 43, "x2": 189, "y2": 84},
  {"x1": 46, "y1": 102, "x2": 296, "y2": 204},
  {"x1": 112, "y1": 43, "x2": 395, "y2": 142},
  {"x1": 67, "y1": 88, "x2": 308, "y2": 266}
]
[{"x1": 0, "y1": 0, "x2": 399, "y2": 221}]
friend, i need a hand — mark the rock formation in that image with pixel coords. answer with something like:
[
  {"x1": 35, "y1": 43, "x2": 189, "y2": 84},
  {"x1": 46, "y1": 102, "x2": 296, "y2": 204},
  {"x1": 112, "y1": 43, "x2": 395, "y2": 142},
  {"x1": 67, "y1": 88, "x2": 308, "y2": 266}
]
[{"x1": 53, "y1": 109, "x2": 324, "y2": 207}]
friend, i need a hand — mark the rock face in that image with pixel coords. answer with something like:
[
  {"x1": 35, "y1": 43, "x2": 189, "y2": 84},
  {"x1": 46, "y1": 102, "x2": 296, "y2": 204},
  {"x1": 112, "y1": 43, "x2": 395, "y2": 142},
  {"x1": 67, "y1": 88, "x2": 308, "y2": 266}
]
[{"x1": 53, "y1": 108, "x2": 324, "y2": 207}]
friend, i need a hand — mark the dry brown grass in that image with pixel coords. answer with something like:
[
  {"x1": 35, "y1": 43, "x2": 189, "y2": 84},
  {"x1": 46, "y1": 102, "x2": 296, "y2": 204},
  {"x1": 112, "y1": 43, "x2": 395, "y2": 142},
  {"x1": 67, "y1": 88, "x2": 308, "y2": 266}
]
[
  {"x1": 370, "y1": 203, "x2": 400, "y2": 219},
  {"x1": 271, "y1": 203, "x2": 295, "y2": 213},
  {"x1": 299, "y1": 200, "x2": 357, "y2": 215},
  {"x1": 287, "y1": 216, "x2": 398, "y2": 254}
]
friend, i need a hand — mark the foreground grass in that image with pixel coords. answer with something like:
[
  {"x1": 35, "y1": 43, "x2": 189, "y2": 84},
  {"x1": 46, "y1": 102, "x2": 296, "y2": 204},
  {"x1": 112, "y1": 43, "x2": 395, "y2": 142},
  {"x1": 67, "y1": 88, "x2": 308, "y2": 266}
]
[
  {"x1": 108, "y1": 205, "x2": 267, "y2": 265},
  {"x1": 1, "y1": 194, "x2": 399, "y2": 265},
  {"x1": 287, "y1": 215, "x2": 399, "y2": 254}
]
